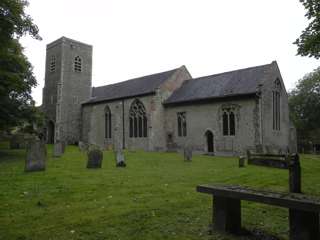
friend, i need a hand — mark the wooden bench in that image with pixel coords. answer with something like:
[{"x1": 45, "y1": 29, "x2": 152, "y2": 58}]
[
  {"x1": 197, "y1": 184, "x2": 320, "y2": 240},
  {"x1": 246, "y1": 152, "x2": 301, "y2": 193},
  {"x1": 247, "y1": 151, "x2": 293, "y2": 169}
]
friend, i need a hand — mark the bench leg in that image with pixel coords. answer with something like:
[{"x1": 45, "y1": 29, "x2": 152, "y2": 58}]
[
  {"x1": 289, "y1": 209, "x2": 319, "y2": 240},
  {"x1": 213, "y1": 196, "x2": 241, "y2": 234}
]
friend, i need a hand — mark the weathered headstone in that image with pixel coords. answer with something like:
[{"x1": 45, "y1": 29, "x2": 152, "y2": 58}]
[
  {"x1": 184, "y1": 147, "x2": 192, "y2": 161},
  {"x1": 61, "y1": 141, "x2": 66, "y2": 153},
  {"x1": 115, "y1": 150, "x2": 126, "y2": 167},
  {"x1": 87, "y1": 149, "x2": 103, "y2": 168},
  {"x1": 238, "y1": 156, "x2": 245, "y2": 167},
  {"x1": 88, "y1": 144, "x2": 101, "y2": 152},
  {"x1": 25, "y1": 139, "x2": 46, "y2": 172},
  {"x1": 78, "y1": 141, "x2": 88, "y2": 152},
  {"x1": 53, "y1": 141, "x2": 63, "y2": 157}
]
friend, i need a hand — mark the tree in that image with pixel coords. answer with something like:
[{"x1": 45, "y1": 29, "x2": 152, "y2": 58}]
[
  {"x1": 0, "y1": 0, "x2": 42, "y2": 131},
  {"x1": 289, "y1": 67, "x2": 320, "y2": 138},
  {"x1": 294, "y1": 0, "x2": 320, "y2": 58}
]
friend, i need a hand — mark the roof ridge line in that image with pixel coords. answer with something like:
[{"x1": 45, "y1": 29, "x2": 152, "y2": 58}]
[
  {"x1": 189, "y1": 62, "x2": 273, "y2": 82},
  {"x1": 93, "y1": 67, "x2": 180, "y2": 89}
]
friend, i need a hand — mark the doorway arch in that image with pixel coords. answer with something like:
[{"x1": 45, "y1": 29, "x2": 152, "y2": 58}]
[
  {"x1": 205, "y1": 130, "x2": 214, "y2": 153},
  {"x1": 47, "y1": 121, "x2": 55, "y2": 144}
]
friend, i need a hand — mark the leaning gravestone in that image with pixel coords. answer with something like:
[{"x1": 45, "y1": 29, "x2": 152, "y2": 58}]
[
  {"x1": 184, "y1": 147, "x2": 192, "y2": 161},
  {"x1": 53, "y1": 141, "x2": 63, "y2": 157},
  {"x1": 25, "y1": 139, "x2": 46, "y2": 172},
  {"x1": 87, "y1": 149, "x2": 103, "y2": 168},
  {"x1": 115, "y1": 150, "x2": 126, "y2": 167}
]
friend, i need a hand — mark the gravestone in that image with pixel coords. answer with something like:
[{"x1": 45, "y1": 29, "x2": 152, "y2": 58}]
[
  {"x1": 61, "y1": 141, "x2": 66, "y2": 153},
  {"x1": 184, "y1": 147, "x2": 192, "y2": 161},
  {"x1": 87, "y1": 149, "x2": 103, "y2": 168},
  {"x1": 53, "y1": 141, "x2": 63, "y2": 157},
  {"x1": 88, "y1": 144, "x2": 101, "y2": 152},
  {"x1": 115, "y1": 150, "x2": 126, "y2": 167},
  {"x1": 78, "y1": 141, "x2": 88, "y2": 152},
  {"x1": 238, "y1": 156, "x2": 245, "y2": 167},
  {"x1": 25, "y1": 139, "x2": 46, "y2": 172},
  {"x1": 10, "y1": 134, "x2": 26, "y2": 149}
]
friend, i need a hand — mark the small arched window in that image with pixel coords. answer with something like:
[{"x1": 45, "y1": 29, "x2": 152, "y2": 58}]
[
  {"x1": 129, "y1": 99, "x2": 147, "y2": 138},
  {"x1": 105, "y1": 106, "x2": 112, "y2": 139},
  {"x1": 50, "y1": 55, "x2": 56, "y2": 72},
  {"x1": 74, "y1": 56, "x2": 82, "y2": 72},
  {"x1": 222, "y1": 110, "x2": 235, "y2": 136}
]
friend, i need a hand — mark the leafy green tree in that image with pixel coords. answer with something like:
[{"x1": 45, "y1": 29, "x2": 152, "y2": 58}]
[
  {"x1": 294, "y1": 0, "x2": 320, "y2": 58},
  {"x1": 289, "y1": 67, "x2": 320, "y2": 139},
  {"x1": 0, "y1": 0, "x2": 42, "y2": 131}
]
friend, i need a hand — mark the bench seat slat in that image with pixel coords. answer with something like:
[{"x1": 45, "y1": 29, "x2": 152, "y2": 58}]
[{"x1": 197, "y1": 185, "x2": 320, "y2": 212}]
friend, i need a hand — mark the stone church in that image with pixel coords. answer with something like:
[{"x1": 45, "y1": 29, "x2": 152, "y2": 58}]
[{"x1": 42, "y1": 37, "x2": 296, "y2": 156}]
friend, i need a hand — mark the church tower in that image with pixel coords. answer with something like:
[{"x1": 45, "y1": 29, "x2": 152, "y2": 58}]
[{"x1": 42, "y1": 37, "x2": 92, "y2": 144}]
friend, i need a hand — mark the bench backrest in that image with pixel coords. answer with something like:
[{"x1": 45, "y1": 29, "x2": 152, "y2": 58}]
[
  {"x1": 197, "y1": 184, "x2": 320, "y2": 212},
  {"x1": 246, "y1": 150, "x2": 296, "y2": 169},
  {"x1": 246, "y1": 151, "x2": 301, "y2": 193}
]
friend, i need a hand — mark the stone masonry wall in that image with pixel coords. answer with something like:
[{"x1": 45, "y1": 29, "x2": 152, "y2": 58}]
[
  {"x1": 260, "y1": 62, "x2": 290, "y2": 153},
  {"x1": 164, "y1": 98, "x2": 257, "y2": 156},
  {"x1": 82, "y1": 95, "x2": 154, "y2": 151},
  {"x1": 81, "y1": 66, "x2": 192, "y2": 151}
]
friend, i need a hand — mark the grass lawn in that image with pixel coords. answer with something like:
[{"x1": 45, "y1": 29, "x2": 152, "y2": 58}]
[{"x1": 0, "y1": 142, "x2": 320, "y2": 240}]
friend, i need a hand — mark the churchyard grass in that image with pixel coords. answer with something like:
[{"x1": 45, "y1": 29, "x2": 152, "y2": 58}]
[{"x1": 1, "y1": 142, "x2": 320, "y2": 240}]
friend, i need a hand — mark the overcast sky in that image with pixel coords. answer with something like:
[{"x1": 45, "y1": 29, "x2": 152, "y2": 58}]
[{"x1": 21, "y1": 0, "x2": 319, "y2": 106}]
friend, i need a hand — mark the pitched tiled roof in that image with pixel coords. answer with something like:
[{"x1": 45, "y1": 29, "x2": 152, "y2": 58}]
[
  {"x1": 165, "y1": 62, "x2": 277, "y2": 105},
  {"x1": 83, "y1": 68, "x2": 178, "y2": 105}
]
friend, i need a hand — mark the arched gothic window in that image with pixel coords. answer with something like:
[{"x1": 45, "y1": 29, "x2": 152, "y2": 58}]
[
  {"x1": 74, "y1": 56, "x2": 82, "y2": 72},
  {"x1": 50, "y1": 55, "x2": 56, "y2": 72},
  {"x1": 222, "y1": 110, "x2": 235, "y2": 136},
  {"x1": 105, "y1": 106, "x2": 112, "y2": 139},
  {"x1": 129, "y1": 99, "x2": 147, "y2": 138},
  {"x1": 177, "y1": 112, "x2": 187, "y2": 137}
]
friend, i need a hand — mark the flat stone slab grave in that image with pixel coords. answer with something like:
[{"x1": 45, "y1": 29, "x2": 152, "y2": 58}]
[{"x1": 196, "y1": 184, "x2": 320, "y2": 240}]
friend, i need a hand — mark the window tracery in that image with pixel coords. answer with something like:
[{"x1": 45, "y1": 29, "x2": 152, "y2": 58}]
[{"x1": 129, "y1": 100, "x2": 147, "y2": 138}]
